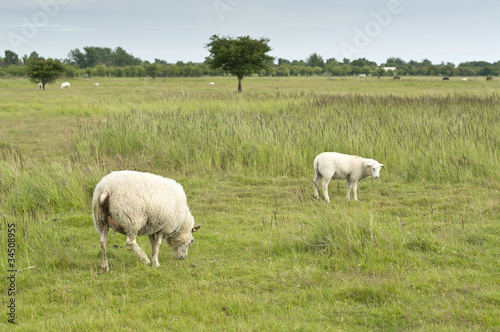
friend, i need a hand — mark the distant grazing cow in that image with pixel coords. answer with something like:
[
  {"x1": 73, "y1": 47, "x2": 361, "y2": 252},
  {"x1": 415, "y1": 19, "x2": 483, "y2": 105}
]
[
  {"x1": 442, "y1": 77, "x2": 450, "y2": 81},
  {"x1": 393, "y1": 76, "x2": 400, "y2": 80},
  {"x1": 486, "y1": 77, "x2": 493, "y2": 81},
  {"x1": 61, "y1": 82, "x2": 70, "y2": 89}
]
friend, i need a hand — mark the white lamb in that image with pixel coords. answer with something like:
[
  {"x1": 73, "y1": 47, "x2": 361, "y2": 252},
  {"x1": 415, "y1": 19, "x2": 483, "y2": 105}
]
[
  {"x1": 313, "y1": 152, "x2": 384, "y2": 202},
  {"x1": 209, "y1": 82, "x2": 215, "y2": 86},
  {"x1": 61, "y1": 82, "x2": 70, "y2": 89},
  {"x1": 38, "y1": 82, "x2": 43, "y2": 90},
  {"x1": 94, "y1": 83, "x2": 99, "y2": 87},
  {"x1": 92, "y1": 171, "x2": 202, "y2": 272}
]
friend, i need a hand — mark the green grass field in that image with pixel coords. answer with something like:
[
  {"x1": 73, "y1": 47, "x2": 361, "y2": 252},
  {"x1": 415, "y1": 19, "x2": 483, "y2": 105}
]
[{"x1": 1, "y1": 76, "x2": 499, "y2": 330}]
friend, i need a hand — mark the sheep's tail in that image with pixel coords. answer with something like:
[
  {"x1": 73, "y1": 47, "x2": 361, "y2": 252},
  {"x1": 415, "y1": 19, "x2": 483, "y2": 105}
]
[
  {"x1": 99, "y1": 192, "x2": 110, "y2": 212},
  {"x1": 92, "y1": 190, "x2": 110, "y2": 233},
  {"x1": 312, "y1": 156, "x2": 320, "y2": 181}
]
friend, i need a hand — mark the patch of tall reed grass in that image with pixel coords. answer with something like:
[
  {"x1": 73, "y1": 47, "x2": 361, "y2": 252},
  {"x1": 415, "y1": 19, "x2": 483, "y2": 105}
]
[
  {"x1": 0, "y1": 144, "x2": 103, "y2": 216},
  {"x1": 72, "y1": 93, "x2": 499, "y2": 184}
]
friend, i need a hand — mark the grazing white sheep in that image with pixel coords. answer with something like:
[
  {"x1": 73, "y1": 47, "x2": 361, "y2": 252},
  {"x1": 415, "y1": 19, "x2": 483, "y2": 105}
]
[
  {"x1": 313, "y1": 152, "x2": 384, "y2": 202},
  {"x1": 61, "y1": 82, "x2": 70, "y2": 89},
  {"x1": 209, "y1": 82, "x2": 215, "y2": 86},
  {"x1": 38, "y1": 82, "x2": 43, "y2": 90},
  {"x1": 461, "y1": 78, "x2": 468, "y2": 82},
  {"x1": 94, "y1": 83, "x2": 99, "y2": 87},
  {"x1": 359, "y1": 74, "x2": 367, "y2": 79},
  {"x1": 92, "y1": 171, "x2": 202, "y2": 272}
]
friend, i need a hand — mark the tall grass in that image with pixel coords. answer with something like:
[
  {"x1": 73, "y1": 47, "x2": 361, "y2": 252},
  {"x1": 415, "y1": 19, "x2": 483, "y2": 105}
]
[
  {"x1": 0, "y1": 144, "x2": 102, "y2": 216},
  {"x1": 73, "y1": 92, "x2": 499, "y2": 183}
]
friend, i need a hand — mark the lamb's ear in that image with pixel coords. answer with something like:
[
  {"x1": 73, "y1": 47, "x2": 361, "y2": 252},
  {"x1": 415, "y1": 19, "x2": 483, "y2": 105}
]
[
  {"x1": 192, "y1": 224, "x2": 202, "y2": 233},
  {"x1": 364, "y1": 161, "x2": 373, "y2": 167},
  {"x1": 380, "y1": 164, "x2": 384, "y2": 167}
]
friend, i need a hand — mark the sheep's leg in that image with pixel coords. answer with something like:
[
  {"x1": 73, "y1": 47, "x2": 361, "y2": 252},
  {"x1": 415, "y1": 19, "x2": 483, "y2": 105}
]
[
  {"x1": 346, "y1": 181, "x2": 352, "y2": 200},
  {"x1": 321, "y1": 177, "x2": 331, "y2": 202},
  {"x1": 149, "y1": 232, "x2": 163, "y2": 267},
  {"x1": 126, "y1": 235, "x2": 151, "y2": 265},
  {"x1": 148, "y1": 234, "x2": 157, "y2": 267},
  {"x1": 312, "y1": 173, "x2": 322, "y2": 200},
  {"x1": 148, "y1": 234, "x2": 156, "y2": 261},
  {"x1": 100, "y1": 224, "x2": 110, "y2": 272},
  {"x1": 346, "y1": 180, "x2": 359, "y2": 201},
  {"x1": 352, "y1": 182, "x2": 359, "y2": 201}
]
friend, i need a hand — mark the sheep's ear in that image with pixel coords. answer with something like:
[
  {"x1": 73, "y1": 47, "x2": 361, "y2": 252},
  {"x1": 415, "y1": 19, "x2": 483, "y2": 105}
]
[
  {"x1": 364, "y1": 161, "x2": 373, "y2": 167},
  {"x1": 192, "y1": 224, "x2": 202, "y2": 233},
  {"x1": 380, "y1": 164, "x2": 384, "y2": 167}
]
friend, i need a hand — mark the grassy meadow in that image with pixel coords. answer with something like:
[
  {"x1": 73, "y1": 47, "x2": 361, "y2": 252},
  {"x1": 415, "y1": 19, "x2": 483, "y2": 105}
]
[{"x1": 0, "y1": 76, "x2": 499, "y2": 330}]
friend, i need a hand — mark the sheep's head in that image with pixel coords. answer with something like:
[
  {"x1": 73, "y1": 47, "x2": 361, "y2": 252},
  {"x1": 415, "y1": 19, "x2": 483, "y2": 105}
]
[
  {"x1": 365, "y1": 160, "x2": 384, "y2": 179},
  {"x1": 168, "y1": 224, "x2": 202, "y2": 260}
]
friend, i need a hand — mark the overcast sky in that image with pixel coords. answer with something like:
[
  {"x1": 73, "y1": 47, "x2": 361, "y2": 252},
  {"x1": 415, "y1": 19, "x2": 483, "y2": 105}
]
[{"x1": 1, "y1": 0, "x2": 499, "y2": 65}]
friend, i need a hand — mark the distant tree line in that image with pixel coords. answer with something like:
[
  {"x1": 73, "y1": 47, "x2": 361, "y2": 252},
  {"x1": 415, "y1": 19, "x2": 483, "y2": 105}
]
[
  {"x1": 277, "y1": 55, "x2": 500, "y2": 77},
  {"x1": 1, "y1": 48, "x2": 499, "y2": 78}
]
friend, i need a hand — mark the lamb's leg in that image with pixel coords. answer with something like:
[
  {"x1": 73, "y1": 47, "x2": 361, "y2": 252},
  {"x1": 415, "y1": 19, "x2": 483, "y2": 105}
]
[
  {"x1": 126, "y1": 235, "x2": 151, "y2": 265},
  {"x1": 149, "y1": 232, "x2": 163, "y2": 267},
  {"x1": 346, "y1": 180, "x2": 352, "y2": 200},
  {"x1": 352, "y1": 182, "x2": 359, "y2": 201},
  {"x1": 321, "y1": 177, "x2": 331, "y2": 202},
  {"x1": 100, "y1": 224, "x2": 109, "y2": 272},
  {"x1": 312, "y1": 173, "x2": 322, "y2": 200}
]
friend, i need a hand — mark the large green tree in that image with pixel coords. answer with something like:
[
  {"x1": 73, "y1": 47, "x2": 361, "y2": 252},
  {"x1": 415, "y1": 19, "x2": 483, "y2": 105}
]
[
  {"x1": 205, "y1": 35, "x2": 274, "y2": 92},
  {"x1": 67, "y1": 46, "x2": 139, "y2": 68},
  {"x1": 306, "y1": 53, "x2": 324, "y2": 68},
  {"x1": 25, "y1": 57, "x2": 64, "y2": 90},
  {"x1": 4, "y1": 50, "x2": 19, "y2": 66},
  {"x1": 112, "y1": 47, "x2": 142, "y2": 67}
]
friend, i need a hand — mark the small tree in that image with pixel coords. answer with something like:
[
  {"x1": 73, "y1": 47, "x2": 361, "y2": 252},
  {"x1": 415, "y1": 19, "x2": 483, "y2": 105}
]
[
  {"x1": 205, "y1": 35, "x2": 274, "y2": 92},
  {"x1": 144, "y1": 63, "x2": 161, "y2": 79},
  {"x1": 25, "y1": 57, "x2": 64, "y2": 90},
  {"x1": 312, "y1": 66, "x2": 323, "y2": 76}
]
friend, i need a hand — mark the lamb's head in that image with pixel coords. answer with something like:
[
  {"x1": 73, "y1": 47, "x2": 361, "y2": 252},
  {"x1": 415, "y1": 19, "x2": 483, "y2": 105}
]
[
  {"x1": 364, "y1": 160, "x2": 384, "y2": 179},
  {"x1": 167, "y1": 224, "x2": 202, "y2": 260}
]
